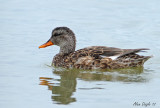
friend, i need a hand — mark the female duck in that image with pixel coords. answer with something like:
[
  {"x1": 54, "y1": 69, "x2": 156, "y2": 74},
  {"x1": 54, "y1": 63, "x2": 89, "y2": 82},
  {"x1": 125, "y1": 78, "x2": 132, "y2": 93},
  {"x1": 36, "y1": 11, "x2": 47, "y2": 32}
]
[{"x1": 39, "y1": 27, "x2": 151, "y2": 69}]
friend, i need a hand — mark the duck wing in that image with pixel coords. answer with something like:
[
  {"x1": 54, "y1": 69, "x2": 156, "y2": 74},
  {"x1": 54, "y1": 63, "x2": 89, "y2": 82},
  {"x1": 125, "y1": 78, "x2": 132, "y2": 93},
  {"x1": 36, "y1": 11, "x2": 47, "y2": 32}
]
[{"x1": 77, "y1": 46, "x2": 149, "y2": 59}]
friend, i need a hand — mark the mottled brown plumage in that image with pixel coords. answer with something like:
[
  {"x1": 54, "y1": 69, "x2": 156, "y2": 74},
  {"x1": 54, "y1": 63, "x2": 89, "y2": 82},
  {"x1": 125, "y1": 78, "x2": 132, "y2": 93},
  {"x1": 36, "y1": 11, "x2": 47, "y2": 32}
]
[{"x1": 39, "y1": 27, "x2": 152, "y2": 70}]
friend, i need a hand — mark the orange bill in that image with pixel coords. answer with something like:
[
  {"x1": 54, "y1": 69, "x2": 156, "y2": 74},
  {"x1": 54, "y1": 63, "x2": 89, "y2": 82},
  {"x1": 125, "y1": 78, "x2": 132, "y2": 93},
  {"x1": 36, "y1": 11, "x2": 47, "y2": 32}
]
[{"x1": 39, "y1": 40, "x2": 54, "y2": 48}]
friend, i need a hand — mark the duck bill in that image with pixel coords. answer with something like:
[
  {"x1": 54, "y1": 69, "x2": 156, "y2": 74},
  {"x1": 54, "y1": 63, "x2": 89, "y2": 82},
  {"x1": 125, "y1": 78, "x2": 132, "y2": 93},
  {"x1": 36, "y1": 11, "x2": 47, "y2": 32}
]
[{"x1": 39, "y1": 40, "x2": 54, "y2": 48}]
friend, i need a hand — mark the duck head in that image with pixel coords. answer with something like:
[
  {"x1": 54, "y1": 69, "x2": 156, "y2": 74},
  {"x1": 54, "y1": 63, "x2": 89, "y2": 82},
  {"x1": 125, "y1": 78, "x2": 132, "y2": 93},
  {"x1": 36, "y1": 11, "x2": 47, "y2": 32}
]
[{"x1": 39, "y1": 27, "x2": 76, "y2": 55}]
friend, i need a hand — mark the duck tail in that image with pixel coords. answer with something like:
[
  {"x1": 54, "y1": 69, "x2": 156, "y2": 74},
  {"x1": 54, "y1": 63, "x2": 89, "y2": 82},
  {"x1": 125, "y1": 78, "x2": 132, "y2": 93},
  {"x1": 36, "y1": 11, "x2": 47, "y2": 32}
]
[
  {"x1": 142, "y1": 55, "x2": 153, "y2": 63},
  {"x1": 135, "y1": 55, "x2": 152, "y2": 66},
  {"x1": 116, "y1": 54, "x2": 152, "y2": 68}
]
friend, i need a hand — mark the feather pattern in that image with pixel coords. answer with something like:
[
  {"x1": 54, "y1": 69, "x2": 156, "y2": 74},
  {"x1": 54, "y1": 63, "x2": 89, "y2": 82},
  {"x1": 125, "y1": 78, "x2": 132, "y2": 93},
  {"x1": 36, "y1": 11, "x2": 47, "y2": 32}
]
[{"x1": 53, "y1": 46, "x2": 151, "y2": 69}]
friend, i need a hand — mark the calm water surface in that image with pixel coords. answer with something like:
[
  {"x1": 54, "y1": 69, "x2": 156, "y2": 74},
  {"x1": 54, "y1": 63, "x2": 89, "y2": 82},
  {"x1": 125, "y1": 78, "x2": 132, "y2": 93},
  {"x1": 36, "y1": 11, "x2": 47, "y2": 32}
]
[{"x1": 0, "y1": 0, "x2": 160, "y2": 108}]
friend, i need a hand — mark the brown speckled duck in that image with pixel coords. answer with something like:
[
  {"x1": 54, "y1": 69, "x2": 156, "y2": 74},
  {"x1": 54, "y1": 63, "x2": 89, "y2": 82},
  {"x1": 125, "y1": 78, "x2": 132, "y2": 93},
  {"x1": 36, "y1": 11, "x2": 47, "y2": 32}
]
[{"x1": 39, "y1": 27, "x2": 151, "y2": 70}]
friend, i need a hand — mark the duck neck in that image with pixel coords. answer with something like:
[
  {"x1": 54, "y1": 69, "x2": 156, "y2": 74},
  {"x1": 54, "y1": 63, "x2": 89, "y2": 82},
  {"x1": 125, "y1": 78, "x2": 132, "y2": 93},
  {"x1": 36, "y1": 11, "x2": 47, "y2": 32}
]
[{"x1": 59, "y1": 44, "x2": 76, "y2": 55}]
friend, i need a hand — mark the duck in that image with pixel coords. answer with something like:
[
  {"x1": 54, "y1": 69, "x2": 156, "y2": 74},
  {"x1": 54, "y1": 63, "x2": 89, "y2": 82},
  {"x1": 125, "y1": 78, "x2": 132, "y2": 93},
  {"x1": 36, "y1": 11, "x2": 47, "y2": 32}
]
[{"x1": 39, "y1": 27, "x2": 151, "y2": 70}]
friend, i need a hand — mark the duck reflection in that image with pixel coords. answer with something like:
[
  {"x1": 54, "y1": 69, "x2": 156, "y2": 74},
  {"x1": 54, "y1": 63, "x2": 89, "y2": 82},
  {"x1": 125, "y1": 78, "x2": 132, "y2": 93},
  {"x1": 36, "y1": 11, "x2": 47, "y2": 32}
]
[
  {"x1": 79, "y1": 67, "x2": 145, "y2": 82},
  {"x1": 39, "y1": 67, "x2": 148, "y2": 104},
  {"x1": 40, "y1": 69, "x2": 79, "y2": 104}
]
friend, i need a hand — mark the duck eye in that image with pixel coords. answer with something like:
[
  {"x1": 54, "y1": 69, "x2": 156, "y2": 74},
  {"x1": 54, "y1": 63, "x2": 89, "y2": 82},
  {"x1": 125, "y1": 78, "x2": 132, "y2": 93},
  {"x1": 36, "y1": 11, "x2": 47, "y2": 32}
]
[{"x1": 54, "y1": 33, "x2": 63, "y2": 37}]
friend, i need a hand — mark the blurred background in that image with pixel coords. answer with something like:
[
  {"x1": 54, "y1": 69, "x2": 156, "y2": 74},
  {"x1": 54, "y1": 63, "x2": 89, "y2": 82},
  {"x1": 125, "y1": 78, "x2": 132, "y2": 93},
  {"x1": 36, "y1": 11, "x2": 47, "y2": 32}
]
[{"x1": 0, "y1": 0, "x2": 160, "y2": 108}]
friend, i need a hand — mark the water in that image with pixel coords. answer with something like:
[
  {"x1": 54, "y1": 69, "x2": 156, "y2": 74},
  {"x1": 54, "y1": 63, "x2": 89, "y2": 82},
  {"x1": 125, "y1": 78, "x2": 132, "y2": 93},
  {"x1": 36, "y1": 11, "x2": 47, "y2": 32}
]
[{"x1": 0, "y1": 0, "x2": 160, "y2": 108}]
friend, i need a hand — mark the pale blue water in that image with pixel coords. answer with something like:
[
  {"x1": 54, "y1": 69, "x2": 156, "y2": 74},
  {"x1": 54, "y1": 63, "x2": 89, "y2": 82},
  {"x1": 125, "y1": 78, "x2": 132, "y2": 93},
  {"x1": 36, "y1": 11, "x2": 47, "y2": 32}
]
[{"x1": 0, "y1": 0, "x2": 160, "y2": 108}]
